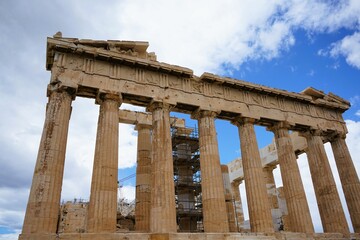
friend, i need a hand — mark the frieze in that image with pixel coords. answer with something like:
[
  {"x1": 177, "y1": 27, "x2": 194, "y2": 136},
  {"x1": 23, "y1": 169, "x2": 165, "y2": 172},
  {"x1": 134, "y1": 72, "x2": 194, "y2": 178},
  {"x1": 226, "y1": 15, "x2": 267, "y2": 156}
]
[
  {"x1": 269, "y1": 96, "x2": 279, "y2": 109},
  {"x1": 109, "y1": 64, "x2": 121, "y2": 78},
  {"x1": 83, "y1": 58, "x2": 94, "y2": 74},
  {"x1": 55, "y1": 53, "x2": 66, "y2": 67},
  {"x1": 145, "y1": 71, "x2": 160, "y2": 85},
  {"x1": 93, "y1": 60, "x2": 109, "y2": 76},
  {"x1": 250, "y1": 92, "x2": 262, "y2": 105},
  {"x1": 136, "y1": 69, "x2": 145, "y2": 83},
  {"x1": 203, "y1": 82, "x2": 212, "y2": 95},
  {"x1": 181, "y1": 78, "x2": 191, "y2": 92},
  {"x1": 213, "y1": 84, "x2": 224, "y2": 97},
  {"x1": 224, "y1": 87, "x2": 231, "y2": 99},
  {"x1": 191, "y1": 80, "x2": 202, "y2": 93},
  {"x1": 53, "y1": 50, "x2": 347, "y2": 132},
  {"x1": 168, "y1": 76, "x2": 182, "y2": 89},
  {"x1": 159, "y1": 74, "x2": 169, "y2": 88}
]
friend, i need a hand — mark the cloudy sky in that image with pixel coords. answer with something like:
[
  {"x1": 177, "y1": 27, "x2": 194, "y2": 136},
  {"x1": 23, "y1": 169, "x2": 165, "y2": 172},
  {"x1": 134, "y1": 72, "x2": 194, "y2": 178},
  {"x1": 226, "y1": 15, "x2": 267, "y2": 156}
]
[{"x1": 1, "y1": 0, "x2": 360, "y2": 239}]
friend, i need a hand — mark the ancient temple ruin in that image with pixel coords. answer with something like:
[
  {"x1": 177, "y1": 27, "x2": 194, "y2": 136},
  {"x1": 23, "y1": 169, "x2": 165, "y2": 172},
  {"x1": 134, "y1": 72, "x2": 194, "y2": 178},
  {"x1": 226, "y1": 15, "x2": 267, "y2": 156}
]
[{"x1": 19, "y1": 33, "x2": 360, "y2": 239}]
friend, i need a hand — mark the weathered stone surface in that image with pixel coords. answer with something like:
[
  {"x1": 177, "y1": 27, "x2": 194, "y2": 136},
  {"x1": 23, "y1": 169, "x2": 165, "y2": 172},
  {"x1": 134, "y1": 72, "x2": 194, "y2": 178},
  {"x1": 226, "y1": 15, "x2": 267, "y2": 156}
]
[
  {"x1": 270, "y1": 122, "x2": 314, "y2": 233},
  {"x1": 228, "y1": 132, "x2": 308, "y2": 184},
  {"x1": 193, "y1": 110, "x2": 229, "y2": 232},
  {"x1": 22, "y1": 88, "x2": 73, "y2": 234},
  {"x1": 47, "y1": 37, "x2": 349, "y2": 134},
  {"x1": 330, "y1": 134, "x2": 360, "y2": 233},
  {"x1": 58, "y1": 201, "x2": 88, "y2": 233},
  {"x1": 221, "y1": 165, "x2": 237, "y2": 232},
  {"x1": 87, "y1": 93, "x2": 122, "y2": 233},
  {"x1": 148, "y1": 102, "x2": 177, "y2": 233},
  {"x1": 302, "y1": 131, "x2": 349, "y2": 235},
  {"x1": 231, "y1": 181, "x2": 244, "y2": 232},
  {"x1": 233, "y1": 118, "x2": 274, "y2": 233},
  {"x1": 135, "y1": 124, "x2": 152, "y2": 232},
  {"x1": 18, "y1": 232, "x2": 360, "y2": 240},
  {"x1": 262, "y1": 165, "x2": 278, "y2": 211}
]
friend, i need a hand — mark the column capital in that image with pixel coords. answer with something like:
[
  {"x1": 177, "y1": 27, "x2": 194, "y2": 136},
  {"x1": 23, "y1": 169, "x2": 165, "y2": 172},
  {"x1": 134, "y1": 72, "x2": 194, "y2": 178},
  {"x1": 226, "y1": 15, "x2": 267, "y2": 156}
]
[
  {"x1": 146, "y1": 100, "x2": 174, "y2": 112},
  {"x1": 95, "y1": 91, "x2": 122, "y2": 105},
  {"x1": 263, "y1": 163, "x2": 277, "y2": 172},
  {"x1": 190, "y1": 109, "x2": 219, "y2": 120},
  {"x1": 231, "y1": 179, "x2": 243, "y2": 188},
  {"x1": 267, "y1": 121, "x2": 292, "y2": 133},
  {"x1": 231, "y1": 116, "x2": 255, "y2": 127},
  {"x1": 299, "y1": 128, "x2": 325, "y2": 139},
  {"x1": 47, "y1": 83, "x2": 77, "y2": 100},
  {"x1": 135, "y1": 123, "x2": 152, "y2": 131},
  {"x1": 325, "y1": 131, "x2": 347, "y2": 142}
]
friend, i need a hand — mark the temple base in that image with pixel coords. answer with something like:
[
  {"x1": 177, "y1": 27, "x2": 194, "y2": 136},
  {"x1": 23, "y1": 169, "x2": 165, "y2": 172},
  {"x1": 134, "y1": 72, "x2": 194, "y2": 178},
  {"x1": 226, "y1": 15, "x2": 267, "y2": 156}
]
[{"x1": 18, "y1": 232, "x2": 360, "y2": 240}]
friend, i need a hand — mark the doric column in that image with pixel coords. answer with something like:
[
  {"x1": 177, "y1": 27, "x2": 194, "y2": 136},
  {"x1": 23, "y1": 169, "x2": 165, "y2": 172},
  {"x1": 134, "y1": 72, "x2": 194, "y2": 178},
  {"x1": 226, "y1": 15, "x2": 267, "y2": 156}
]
[
  {"x1": 263, "y1": 165, "x2": 278, "y2": 210},
  {"x1": 232, "y1": 117, "x2": 274, "y2": 233},
  {"x1": 134, "y1": 124, "x2": 152, "y2": 232},
  {"x1": 269, "y1": 122, "x2": 314, "y2": 233},
  {"x1": 221, "y1": 165, "x2": 237, "y2": 232},
  {"x1": 22, "y1": 86, "x2": 75, "y2": 234},
  {"x1": 192, "y1": 110, "x2": 229, "y2": 232},
  {"x1": 148, "y1": 102, "x2": 177, "y2": 233},
  {"x1": 231, "y1": 180, "x2": 244, "y2": 232},
  {"x1": 87, "y1": 92, "x2": 122, "y2": 233},
  {"x1": 330, "y1": 133, "x2": 360, "y2": 233},
  {"x1": 302, "y1": 130, "x2": 349, "y2": 234}
]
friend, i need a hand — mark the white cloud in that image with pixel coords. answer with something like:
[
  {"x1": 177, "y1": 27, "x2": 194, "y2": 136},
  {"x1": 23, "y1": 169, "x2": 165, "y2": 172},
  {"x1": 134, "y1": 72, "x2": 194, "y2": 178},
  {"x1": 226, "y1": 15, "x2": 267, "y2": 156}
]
[
  {"x1": 114, "y1": 0, "x2": 360, "y2": 73},
  {"x1": 356, "y1": 110, "x2": 360, "y2": 117},
  {"x1": 0, "y1": 187, "x2": 29, "y2": 232},
  {"x1": 120, "y1": 185, "x2": 136, "y2": 202},
  {"x1": 0, "y1": 232, "x2": 20, "y2": 240},
  {"x1": 118, "y1": 124, "x2": 138, "y2": 169},
  {"x1": 330, "y1": 32, "x2": 360, "y2": 69},
  {"x1": 116, "y1": 0, "x2": 299, "y2": 74},
  {"x1": 350, "y1": 95, "x2": 360, "y2": 106}
]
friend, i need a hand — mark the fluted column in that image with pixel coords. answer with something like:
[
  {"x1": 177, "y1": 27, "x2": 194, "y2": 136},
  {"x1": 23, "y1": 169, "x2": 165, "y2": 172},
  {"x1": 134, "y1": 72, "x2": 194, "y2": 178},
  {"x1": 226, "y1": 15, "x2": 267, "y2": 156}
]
[
  {"x1": 302, "y1": 130, "x2": 349, "y2": 234},
  {"x1": 269, "y1": 122, "x2": 314, "y2": 233},
  {"x1": 232, "y1": 117, "x2": 274, "y2": 233},
  {"x1": 148, "y1": 102, "x2": 177, "y2": 233},
  {"x1": 22, "y1": 87, "x2": 75, "y2": 234},
  {"x1": 231, "y1": 180, "x2": 244, "y2": 232},
  {"x1": 221, "y1": 165, "x2": 237, "y2": 232},
  {"x1": 192, "y1": 110, "x2": 229, "y2": 232},
  {"x1": 263, "y1": 165, "x2": 278, "y2": 210},
  {"x1": 87, "y1": 93, "x2": 122, "y2": 233},
  {"x1": 330, "y1": 133, "x2": 360, "y2": 233},
  {"x1": 135, "y1": 124, "x2": 152, "y2": 232}
]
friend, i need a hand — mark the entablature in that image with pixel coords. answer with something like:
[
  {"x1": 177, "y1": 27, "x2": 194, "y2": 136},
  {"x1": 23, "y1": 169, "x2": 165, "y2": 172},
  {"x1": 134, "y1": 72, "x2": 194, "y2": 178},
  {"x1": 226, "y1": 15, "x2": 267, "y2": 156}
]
[{"x1": 46, "y1": 36, "x2": 350, "y2": 134}]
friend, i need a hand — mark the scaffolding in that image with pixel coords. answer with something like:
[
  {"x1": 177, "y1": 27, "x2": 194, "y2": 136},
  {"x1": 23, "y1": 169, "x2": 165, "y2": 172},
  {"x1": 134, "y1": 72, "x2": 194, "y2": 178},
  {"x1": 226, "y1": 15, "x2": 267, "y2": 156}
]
[{"x1": 171, "y1": 122, "x2": 203, "y2": 232}]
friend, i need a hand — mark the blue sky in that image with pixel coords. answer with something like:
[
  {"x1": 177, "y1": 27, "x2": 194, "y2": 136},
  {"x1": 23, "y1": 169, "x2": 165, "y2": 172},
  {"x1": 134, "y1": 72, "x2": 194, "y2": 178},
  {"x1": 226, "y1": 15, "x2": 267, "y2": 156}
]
[{"x1": 1, "y1": 0, "x2": 360, "y2": 239}]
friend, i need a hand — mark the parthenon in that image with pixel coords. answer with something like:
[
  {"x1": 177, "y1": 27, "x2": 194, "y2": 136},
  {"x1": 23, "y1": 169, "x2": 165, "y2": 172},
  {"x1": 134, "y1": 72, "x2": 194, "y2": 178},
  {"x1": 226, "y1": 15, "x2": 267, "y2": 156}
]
[{"x1": 19, "y1": 33, "x2": 360, "y2": 240}]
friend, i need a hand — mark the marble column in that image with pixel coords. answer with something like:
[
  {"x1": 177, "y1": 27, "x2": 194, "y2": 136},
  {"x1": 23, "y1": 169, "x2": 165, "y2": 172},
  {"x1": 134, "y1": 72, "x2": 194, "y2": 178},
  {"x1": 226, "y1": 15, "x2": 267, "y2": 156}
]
[
  {"x1": 231, "y1": 180, "x2": 244, "y2": 232},
  {"x1": 192, "y1": 110, "x2": 229, "y2": 232},
  {"x1": 232, "y1": 117, "x2": 274, "y2": 233},
  {"x1": 22, "y1": 87, "x2": 75, "y2": 234},
  {"x1": 221, "y1": 165, "x2": 237, "y2": 232},
  {"x1": 303, "y1": 130, "x2": 349, "y2": 234},
  {"x1": 330, "y1": 133, "x2": 360, "y2": 233},
  {"x1": 270, "y1": 123, "x2": 314, "y2": 233},
  {"x1": 134, "y1": 124, "x2": 152, "y2": 232},
  {"x1": 263, "y1": 165, "x2": 278, "y2": 210},
  {"x1": 148, "y1": 102, "x2": 177, "y2": 233},
  {"x1": 87, "y1": 93, "x2": 122, "y2": 233}
]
